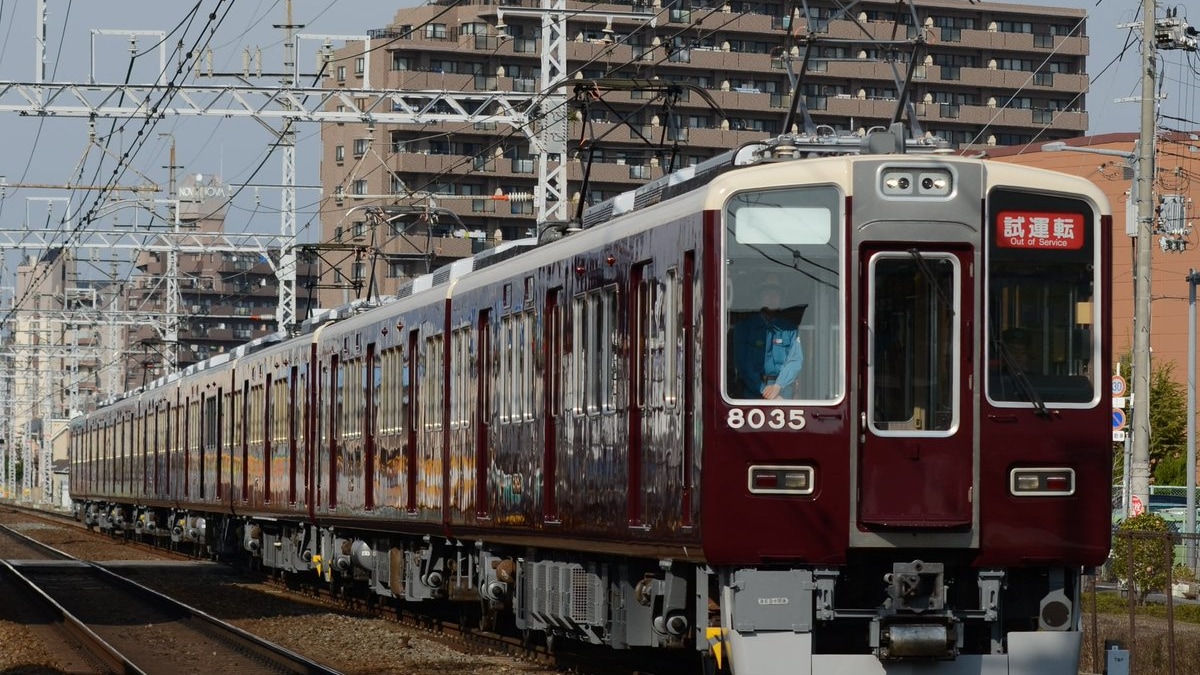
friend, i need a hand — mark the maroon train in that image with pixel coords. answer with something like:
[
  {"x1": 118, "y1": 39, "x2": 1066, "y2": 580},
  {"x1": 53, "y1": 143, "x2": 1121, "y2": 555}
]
[{"x1": 70, "y1": 130, "x2": 1113, "y2": 674}]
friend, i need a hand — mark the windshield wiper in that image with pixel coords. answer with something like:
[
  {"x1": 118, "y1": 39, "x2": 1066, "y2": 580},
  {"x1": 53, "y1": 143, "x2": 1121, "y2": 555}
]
[
  {"x1": 995, "y1": 339, "x2": 1049, "y2": 418},
  {"x1": 907, "y1": 248, "x2": 954, "y2": 317}
]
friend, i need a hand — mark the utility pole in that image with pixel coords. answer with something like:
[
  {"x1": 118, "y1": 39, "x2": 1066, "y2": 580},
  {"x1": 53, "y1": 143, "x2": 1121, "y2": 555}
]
[
  {"x1": 1131, "y1": 2, "x2": 1200, "y2": 517},
  {"x1": 1129, "y1": 0, "x2": 1157, "y2": 518}
]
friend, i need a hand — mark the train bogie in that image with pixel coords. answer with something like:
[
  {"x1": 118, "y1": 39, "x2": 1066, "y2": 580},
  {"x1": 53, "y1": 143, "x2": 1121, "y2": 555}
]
[{"x1": 69, "y1": 130, "x2": 1112, "y2": 674}]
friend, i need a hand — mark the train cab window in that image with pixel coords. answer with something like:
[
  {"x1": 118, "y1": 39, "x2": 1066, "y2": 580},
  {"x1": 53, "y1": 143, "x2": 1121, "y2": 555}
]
[
  {"x1": 986, "y1": 192, "x2": 1098, "y2": 406},
  {"x1": 722, "y1": 186, "x2": 843, "y2": 403}
]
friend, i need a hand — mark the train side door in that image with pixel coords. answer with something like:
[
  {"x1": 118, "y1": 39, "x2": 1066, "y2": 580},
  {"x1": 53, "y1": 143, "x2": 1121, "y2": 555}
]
[{"x1": 859, "y1": 248, "x2": 974, "y2": 528}]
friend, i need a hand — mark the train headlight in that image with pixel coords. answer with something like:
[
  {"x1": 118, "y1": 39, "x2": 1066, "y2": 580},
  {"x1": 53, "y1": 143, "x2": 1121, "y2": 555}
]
[
  {"x1": 748, "y1": 465, "x2": 814, "y2": 495},
  {"x1": 1009, "y1": 468, "x2": 1075, "y2": 496},
  {"x1": 880, "y1": 168, "x2": 953, "y2": 197}
]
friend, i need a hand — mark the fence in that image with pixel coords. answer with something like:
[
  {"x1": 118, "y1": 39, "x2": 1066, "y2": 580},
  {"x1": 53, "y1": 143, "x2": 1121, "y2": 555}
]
[{"x1": 1083, "y1": 530, "x2": 1200, "y2": 674}]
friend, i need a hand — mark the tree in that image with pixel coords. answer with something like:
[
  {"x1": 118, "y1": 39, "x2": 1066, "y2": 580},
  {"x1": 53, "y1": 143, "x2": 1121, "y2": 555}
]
[
  {"x1": 1112, "y1": 356, "x2": 1188, "y2": 485},
  {"x1": 1110, "y1": 512, "x2": 1174, "y2": 604}
]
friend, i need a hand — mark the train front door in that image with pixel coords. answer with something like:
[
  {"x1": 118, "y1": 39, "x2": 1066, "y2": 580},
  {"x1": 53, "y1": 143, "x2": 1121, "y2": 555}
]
[{"x1": 858, "y1": 248, "x2": 974, "y2": 528}]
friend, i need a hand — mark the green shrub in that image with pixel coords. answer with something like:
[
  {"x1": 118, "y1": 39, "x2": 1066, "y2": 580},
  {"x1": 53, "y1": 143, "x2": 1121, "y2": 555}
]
[{"x1": 1111, "y1": 512, "x2": 1174, "y2": 604}]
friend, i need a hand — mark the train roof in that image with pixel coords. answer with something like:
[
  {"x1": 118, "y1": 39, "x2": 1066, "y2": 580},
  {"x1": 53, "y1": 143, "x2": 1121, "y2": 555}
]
[{"x1": 578, "y1": 126, "x2": 951, "y2": 231}]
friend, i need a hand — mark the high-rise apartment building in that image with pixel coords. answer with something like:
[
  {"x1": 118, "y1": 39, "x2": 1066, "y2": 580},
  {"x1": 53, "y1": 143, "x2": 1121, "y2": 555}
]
[
  {"x1": 319, "y1": 0, "x2": 1088, "y2": 304},
  {"x1": 125, "y1": 173, "x2": 319, "y2": 391}
]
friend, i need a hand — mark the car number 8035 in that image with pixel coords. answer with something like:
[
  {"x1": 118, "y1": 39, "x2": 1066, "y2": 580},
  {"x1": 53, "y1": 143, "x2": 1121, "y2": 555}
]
[{"x1": 727, "y1": 407, "x2": 806, "y2": 430}]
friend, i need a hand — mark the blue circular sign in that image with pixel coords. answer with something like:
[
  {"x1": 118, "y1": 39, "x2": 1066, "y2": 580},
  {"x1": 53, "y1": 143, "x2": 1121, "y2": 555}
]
[{"x1": 1112, "y1": 409, "x2": 1127, "y2": 431}]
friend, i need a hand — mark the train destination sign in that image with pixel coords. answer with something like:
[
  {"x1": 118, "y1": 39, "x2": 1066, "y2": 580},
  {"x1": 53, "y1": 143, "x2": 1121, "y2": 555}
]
[{"x1": 996, "y1": 211, "x2": 1084, "y2": 250}]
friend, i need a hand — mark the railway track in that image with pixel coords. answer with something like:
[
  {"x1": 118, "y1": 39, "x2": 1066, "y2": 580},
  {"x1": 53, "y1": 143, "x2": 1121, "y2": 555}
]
[
  {"x1": 1, "y1": 521, "x2": 342, "y2": 675},
  {"x1": 3, "y1": 506, "x2": 682, "y2": 674}
]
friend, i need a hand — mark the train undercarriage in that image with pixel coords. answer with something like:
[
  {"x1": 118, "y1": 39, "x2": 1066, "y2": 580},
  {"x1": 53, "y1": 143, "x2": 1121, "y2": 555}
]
[{"x1": 78, "y1": 501, "x2": 1084, "y2": 674}]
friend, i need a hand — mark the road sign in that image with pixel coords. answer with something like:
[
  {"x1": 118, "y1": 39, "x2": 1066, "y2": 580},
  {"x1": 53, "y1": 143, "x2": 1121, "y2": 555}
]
[
  {"x1": 1130, "y1": 494, "x2": 1145, "y2": 517},
  {"x1": 1112, "y1": 375, "x2": 1127, "y2": 397},
  {"x1": 1113, "y1": 430, "x2": 1126, "y2": 442},
  {"x1": 1112, "y1": 408, "x2": 1127, "y2": 431}
]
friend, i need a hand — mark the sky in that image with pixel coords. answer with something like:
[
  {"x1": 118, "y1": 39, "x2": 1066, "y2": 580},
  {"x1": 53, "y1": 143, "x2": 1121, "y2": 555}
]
[{"x1": 0, "y1": 0, "x2": 1176, "y2": 278}]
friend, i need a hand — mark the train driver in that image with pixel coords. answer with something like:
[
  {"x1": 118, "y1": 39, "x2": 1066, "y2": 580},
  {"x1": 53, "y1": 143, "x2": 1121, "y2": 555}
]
[{"x1": 733, "y1": 277, "x2": 805, "y2": 399}]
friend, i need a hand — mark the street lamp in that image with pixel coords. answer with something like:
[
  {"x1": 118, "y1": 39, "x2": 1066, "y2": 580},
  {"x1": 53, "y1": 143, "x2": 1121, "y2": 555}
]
[{"x1": 1042, "y1": 140, "x2": 1151, "y2": 521}]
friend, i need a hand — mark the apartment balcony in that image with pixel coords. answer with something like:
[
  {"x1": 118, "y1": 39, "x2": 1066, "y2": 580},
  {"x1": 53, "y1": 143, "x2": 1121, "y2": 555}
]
[
  {"x1": 915, "y1": 103, "x2": 1087, "y2": 132},
  {"x1": 381, "y1": 152, "x2": 537, "y2": 181},
  {"x1": 952, "y1": 27, "x2": 1088, "y2": 57},
  {"x1": 952, "y1": 66, "x2": 1087, "y2": 94}
]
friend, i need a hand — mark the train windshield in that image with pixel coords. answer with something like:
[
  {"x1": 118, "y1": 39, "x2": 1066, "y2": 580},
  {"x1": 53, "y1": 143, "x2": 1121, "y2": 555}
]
[
  {"x1": 722, "y1": 186, "x2": 843, "y2": 403},
  {"x1": 986, "y1": 190, "x2": 1098, "y2": 406}
]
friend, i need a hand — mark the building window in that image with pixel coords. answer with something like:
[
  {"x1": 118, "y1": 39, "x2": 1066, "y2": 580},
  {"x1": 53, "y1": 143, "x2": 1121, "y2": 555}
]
[
  {"x1": 336, "y1": 65, "x2": 346, "y2": 81},
  {"x1": 335, "y1": 145, "x2": 344, "y2": 162},
  {"x1": 390, "y1": 132, "x2": 407, "y2": 154},
  {"x1": 352, "y1": 179, "x2": 368, "y2": 196},
  {"x1": 390, "y1": 53, "x2": 410, "y2": 71},
  {"x1": 425, "y1": 23, "x2": 447, "y2": 40},
  {"x1": 353, "y1": 138, "x2": 369, "y2": 157},
  {"x1": 354, "y1": 57, "x2": 365, "y2": 74}
]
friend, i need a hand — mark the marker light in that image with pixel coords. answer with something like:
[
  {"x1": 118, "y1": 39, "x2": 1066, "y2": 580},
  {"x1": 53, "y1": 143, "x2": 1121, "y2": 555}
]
[
  {"x1": 1010, "y1": 468, "x2": 1075, "y2": 496},
  {"x1": 748, "y1": 465, "x2": 815, "y2": 495},
  {"x1": 880, "y1": 168, "x2": 953, "y2": 197}
]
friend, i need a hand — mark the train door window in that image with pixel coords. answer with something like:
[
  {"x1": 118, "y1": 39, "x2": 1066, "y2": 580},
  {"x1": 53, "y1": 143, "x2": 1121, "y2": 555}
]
[
  {"x1": 265, "y1": 376, "x2": 274, "y2": 500},
  {"x1": 500, "y1": 315, "x2": 513, "y2": 423},
  {"x1": 384, "y1": 346, "x2": 403, "y2": 435},
  {"x1": 581, "y1": 286, "x2": 618, "y2": 414},
  {"x1": 289, "y1": 364, "x2": 301, "y2": 504},
  {"x1": 867, "y1": 252, "x2": 960, "y2": 434},
  {"x1": 570, "y1": 296, "x2": 585, "y2": 415},
  {"x1": 640, "y1": 269, "x2": 680, "y2": 409},
  {"x1": 521, "y1": 311, "x2": 534, "y2": 420},
  {"x1": 424, "y1": 334, "x2": 445, "y2": 431},
  {"x1": 330, "y1": 357, "x2": 342, "y2": 507},
  {"x1": 378, "y1": 348, "x2": 391, "y2": 435},
  {"x1": 346, "y1": 357, "x2": 362, "y2": 441},
  {"x1": 370, "y1": 346, "x2": 383, "y2": 435},
  {"x1": 203, "y1": 393, "x2": 216, "y2": 498},
  {"x1": 722, "y1": 185, "x2": 843, "y2": 403},
  {"x1": 986, "y1": 191, "x2": 1098, "y2": 405},
  {"x1": 664, "y1": 268, "x2": 679, "y2": 407},
  {"x1": 241, "y1": 382, "x2": 251, "y2": 501},
  {"x1": 543, "y1": 295, "x2": 560, "y2": 417},
  {"x1": 450, "y1": 327, "x2": 471, "y2": 429}
]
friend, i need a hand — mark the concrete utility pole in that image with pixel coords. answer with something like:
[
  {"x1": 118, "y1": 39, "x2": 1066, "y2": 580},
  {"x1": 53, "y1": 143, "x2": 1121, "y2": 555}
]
[{"x1": 1129, "y1": 0, "x2": 1158, "y2": 517}]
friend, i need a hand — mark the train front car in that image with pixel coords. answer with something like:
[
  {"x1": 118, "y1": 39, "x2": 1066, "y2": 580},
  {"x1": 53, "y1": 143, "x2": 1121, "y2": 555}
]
[{"x1": 704, "y1": 153, "x2": 1111, "y2": 674}]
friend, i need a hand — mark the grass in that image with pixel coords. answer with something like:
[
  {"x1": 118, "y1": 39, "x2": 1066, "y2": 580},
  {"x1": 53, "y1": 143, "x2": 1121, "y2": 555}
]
[{"x1": 1078, "y1": 591, "x2": 1200, "y2": 674}]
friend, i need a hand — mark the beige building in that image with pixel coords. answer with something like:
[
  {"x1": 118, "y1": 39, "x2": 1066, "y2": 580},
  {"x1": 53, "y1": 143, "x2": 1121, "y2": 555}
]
[
  {"x1": 318, "y1": 0, "x2": 1089, "y2": 306},
  {"x1": 8, "y1": 248, "x2": 113, "y2": 502}
]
